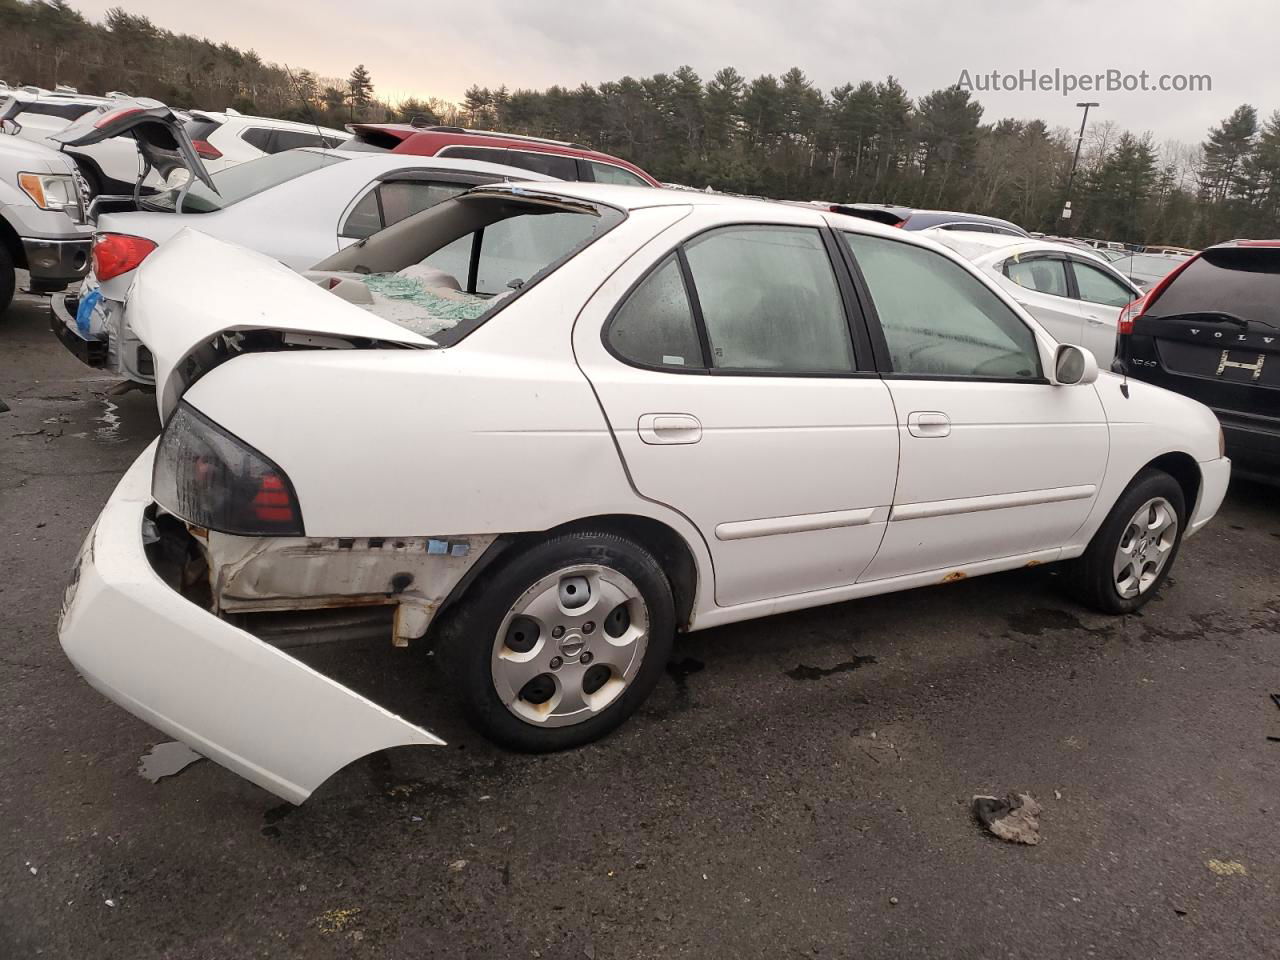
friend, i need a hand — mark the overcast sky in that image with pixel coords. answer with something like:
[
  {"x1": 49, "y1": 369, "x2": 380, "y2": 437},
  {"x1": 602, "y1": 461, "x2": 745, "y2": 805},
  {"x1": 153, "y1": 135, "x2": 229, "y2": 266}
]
[{"x1": 77, "y1": 0, "x2": 1277, "y2": 145}]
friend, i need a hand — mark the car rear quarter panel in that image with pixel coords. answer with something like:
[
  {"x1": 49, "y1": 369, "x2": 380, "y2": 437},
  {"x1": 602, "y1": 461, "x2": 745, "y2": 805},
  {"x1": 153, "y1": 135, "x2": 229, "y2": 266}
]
[{"x1": 179, "y1": 203, "x2": 715, "y2": 591}]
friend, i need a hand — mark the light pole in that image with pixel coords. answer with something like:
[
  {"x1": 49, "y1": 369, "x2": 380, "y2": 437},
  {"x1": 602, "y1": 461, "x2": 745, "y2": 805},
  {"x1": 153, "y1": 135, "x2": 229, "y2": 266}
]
[{"x1": 1061, "y1": 101, "x2": 1099, "y2": 228}]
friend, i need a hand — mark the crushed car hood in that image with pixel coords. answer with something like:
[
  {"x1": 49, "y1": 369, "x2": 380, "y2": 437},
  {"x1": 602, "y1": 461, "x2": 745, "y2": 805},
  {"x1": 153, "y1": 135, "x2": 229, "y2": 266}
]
[{"x1": 126, "y1": 229, "x2": 434, "y2": 420}]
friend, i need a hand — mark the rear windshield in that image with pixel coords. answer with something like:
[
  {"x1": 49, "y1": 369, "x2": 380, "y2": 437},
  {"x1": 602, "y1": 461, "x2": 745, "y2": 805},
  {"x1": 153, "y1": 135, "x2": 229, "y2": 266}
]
[
  {"x1": 314, "y1": 191, "x2": 625, "y2": 344},
  {"x1": 144, "y1": 149, "x2": 346, "y2": 213},
  {"x1": 1148, "y1": 247, "x2": 1280, "y2": 322},
  {"x1": 184, "y1": 118, "x2": 223, "y2": 142}
]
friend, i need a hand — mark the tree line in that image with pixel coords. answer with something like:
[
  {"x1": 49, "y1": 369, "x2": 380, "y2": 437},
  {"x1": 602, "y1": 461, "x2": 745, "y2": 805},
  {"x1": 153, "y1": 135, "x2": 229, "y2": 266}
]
[{"x1": 2, "y1": 0, "x2": 1278, "y2": 247}]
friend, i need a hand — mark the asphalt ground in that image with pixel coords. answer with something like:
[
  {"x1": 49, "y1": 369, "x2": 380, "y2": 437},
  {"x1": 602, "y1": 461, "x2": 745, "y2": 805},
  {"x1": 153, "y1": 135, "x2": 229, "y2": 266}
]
[{"x1": 3, "y1": 283, "x2": 1278, "y2": 959}]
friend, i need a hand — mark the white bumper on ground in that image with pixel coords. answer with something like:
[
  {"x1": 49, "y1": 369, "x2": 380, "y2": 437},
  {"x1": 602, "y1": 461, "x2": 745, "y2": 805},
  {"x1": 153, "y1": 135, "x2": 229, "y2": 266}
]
[
  {"x1": 1189, "y1": 456, "x2": 1232, "y2": 536},
  {"x1": 57, "y1": 442, "x2": 444, "y2": 804}
]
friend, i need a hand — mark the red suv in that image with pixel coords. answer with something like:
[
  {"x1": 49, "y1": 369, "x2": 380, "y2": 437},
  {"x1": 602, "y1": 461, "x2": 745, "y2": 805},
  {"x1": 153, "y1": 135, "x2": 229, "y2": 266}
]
[{"x1": 339, "y1": 124, "x2": 660, "y2": 187}]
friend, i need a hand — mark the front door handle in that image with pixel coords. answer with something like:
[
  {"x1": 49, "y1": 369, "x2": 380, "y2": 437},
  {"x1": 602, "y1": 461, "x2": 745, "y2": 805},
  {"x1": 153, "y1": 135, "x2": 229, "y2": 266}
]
[
  {"x1": 638, "y1": 413, "x2": 702, "y2": 445},
  {"x1": 907, "y1": 411, "x2": 951, "y2": 438}
]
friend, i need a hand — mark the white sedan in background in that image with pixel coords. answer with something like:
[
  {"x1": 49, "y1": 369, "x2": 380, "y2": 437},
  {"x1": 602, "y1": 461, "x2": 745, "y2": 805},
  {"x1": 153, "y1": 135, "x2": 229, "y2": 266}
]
[
  {"x1": 50, "y1": 121, "x2": 553, "y2": 383},
  {"x1": 922, "y1": 229, "x2": 1141, "y2": 366},
  {"x1": 58, "y1": 183, "x2": 1230, "y2": 804}
]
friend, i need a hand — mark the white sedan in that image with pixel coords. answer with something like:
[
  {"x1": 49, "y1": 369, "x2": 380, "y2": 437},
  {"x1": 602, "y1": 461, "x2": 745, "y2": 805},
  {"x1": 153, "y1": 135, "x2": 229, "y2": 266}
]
[
  {"x1": 51, "y1": 141, "x2": 552, "y2": 383},
  {"x1": 922, "y1": 229, "x2": 1141, "y2": 366},
  {"x1": 58, "y1": 183, "x2": 1230, "y2": 804}
]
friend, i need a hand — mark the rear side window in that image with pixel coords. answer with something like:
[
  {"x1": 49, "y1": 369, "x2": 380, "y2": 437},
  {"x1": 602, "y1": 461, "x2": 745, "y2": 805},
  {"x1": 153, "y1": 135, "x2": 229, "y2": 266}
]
[
  {"x1": 1072, "y1": 261, "x2": 1134, "y2": 307},
  {"x1": 240, "y1": 127, "x2": 274, "y2": 151},
  {"x1": 339, "y1": 180, "x2": 472, "y2": 239},
  {"x1": 1147, "y1": 247, "x2": 1280, "y2": 322},
  {"x1": 588, "y1": 161, "x2": 650, "y2": 186},
  {"x1": 437, "y1": 145, "x2": 508, "y2": 163},
  {"x1": 184, "y1": 118, "x2": 223, "y2": 142},
  {"x1": 503, "y1": 150, "x2": 578, "y2": 180},
  {"x1": 845, "y1": 232, "x2": 1041, "y2": 380},
  {"x1": 271, "y1": 129, "x2": 329, "y2": 152},
  {"x1": 684, "y1": 226, "x2": 855, "y2": 373},
  {"x1": 1005, "y1": 256, "x2": 1069, "y2": 297},
  {"x1": 607, "y1": 255, "x2": 704, "y2": 369}
]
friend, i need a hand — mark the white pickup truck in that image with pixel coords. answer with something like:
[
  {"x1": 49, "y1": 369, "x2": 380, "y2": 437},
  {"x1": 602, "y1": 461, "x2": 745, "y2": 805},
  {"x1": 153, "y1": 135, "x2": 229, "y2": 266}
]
[{"x1": 0, "y1": 127, "x2": 92, "y2": 316}]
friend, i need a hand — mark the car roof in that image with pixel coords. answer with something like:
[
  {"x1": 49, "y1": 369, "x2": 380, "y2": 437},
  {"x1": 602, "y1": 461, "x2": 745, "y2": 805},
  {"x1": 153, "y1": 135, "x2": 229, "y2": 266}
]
[
  {"x1": 191, "y1": 110, "x2": 349, "y2": 137},
  {"x1": 920, "y1": 229, "x2": 1127, "y2": 269}
]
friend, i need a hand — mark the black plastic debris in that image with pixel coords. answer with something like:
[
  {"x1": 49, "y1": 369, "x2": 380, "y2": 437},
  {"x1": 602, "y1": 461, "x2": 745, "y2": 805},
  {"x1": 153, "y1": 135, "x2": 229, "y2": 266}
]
[
  {"x1": 973, "y1": 792, "x2": 1043, "y2": 845},
  {"x1": 0, "y1": 397, "x2": 9, "y2": 413}
]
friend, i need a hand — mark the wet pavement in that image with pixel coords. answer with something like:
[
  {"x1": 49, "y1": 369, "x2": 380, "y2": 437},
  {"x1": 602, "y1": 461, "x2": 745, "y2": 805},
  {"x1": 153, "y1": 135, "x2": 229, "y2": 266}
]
[{"x1": 3, "y1": 283, "x2": 1279, "y2": 958}]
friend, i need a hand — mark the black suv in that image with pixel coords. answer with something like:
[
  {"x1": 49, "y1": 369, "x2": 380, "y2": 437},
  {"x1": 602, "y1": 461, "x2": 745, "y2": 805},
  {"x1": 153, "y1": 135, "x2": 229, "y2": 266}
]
[{"x1": 1117, "y1": 241, "x2": 1280, "y2": 479}]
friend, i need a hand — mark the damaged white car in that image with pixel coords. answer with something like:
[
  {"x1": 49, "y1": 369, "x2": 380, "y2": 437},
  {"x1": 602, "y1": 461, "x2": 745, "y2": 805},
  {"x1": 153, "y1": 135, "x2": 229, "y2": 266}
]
[{"x1": 59, "y1": 183, "x2": 1231, "y2": 803}]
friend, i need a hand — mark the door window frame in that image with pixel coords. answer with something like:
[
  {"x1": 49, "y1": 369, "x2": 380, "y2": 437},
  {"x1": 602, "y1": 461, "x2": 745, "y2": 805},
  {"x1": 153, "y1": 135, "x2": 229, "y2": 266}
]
[
  {"x1": 601, "y1": 222, "x2": 880, "y2": 379},
  {"x1": 836, "y1": 230, "x2": 1048, "y2": 384}
]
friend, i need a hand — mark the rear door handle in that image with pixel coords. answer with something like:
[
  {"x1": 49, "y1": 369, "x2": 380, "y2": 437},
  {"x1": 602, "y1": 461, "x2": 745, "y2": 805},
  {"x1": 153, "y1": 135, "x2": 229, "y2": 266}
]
[
  {"x1": 907, "y1": 411, "x2": 951, "y2": 438},
  {"x1": 1086, "y1": 314, "x2": 1108, "y2": 325},
  {"x1": 638, "y1": 413, "x2": 702, "y2": 445}
]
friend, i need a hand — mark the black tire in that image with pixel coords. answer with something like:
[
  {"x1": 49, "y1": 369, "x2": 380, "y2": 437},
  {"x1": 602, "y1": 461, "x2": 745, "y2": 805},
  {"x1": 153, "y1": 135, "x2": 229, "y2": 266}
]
[
  {"x1": 0, "y1": 244, "x2": 14, "y2": 318},
  {"x1": 439, "y1": 530, "x2": 676, "y2": 752},
  {"x1": 1066, "y1": 468, "x2": 1187, "y2": 614}
]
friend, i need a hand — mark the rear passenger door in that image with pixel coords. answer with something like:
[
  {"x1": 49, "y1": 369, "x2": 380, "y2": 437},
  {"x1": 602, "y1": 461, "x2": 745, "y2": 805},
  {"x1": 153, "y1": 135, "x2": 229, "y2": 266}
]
[
  {"x1": 574, "y1": 209, "x2": 899, "y2": 607},
  {"x1": 839, "y1": 229, "x2": 1109, "y2": 581},
  {"x1": 999, "y1": 252, "x2": 1086, "y2": 347}
]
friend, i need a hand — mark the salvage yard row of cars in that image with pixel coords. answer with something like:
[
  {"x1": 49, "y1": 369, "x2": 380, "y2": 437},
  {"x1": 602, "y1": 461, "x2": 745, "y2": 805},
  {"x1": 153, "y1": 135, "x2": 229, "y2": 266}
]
[{"x1": 1, "y1": 90, "x2": 1271, "y2": 805}]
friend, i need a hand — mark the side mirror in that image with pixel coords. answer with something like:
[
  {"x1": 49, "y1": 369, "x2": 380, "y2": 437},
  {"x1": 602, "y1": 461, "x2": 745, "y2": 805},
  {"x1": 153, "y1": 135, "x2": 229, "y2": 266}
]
[{"x1": 1053, "y1": 343, "x2": 1099, "y2": 386}]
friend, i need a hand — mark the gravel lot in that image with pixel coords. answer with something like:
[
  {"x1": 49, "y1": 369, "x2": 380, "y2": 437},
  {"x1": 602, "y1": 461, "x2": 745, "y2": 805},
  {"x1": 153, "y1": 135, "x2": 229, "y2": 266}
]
[{"x1": 3, "y1": 283, "x2": 1278, "y2": 959}]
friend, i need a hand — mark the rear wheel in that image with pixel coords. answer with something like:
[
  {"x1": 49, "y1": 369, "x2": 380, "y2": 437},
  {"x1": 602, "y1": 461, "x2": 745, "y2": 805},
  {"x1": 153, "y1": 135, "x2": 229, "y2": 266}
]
[
  {"x1": 441, "y1": 531, "x2": 675, "y2": 751},
  {"x1": 1066, "y1": 469, "x2": 1186, "y2": 614},
  {"x1": 0, "y1": 244, "x2": 15, "y2": 317}
]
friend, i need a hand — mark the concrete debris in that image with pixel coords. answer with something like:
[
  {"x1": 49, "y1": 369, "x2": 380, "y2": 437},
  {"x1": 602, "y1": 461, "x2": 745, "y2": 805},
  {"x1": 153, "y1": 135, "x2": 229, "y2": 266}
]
[
  {"x1": 138, "y1": 741, "x2": 204, "y2": 783},
  {"x1": 449, "y1": 859, "x2": 468, "y2": 872},
  {"x1": 973, "y1": 792, "x2": 1043, "y2": 845}
]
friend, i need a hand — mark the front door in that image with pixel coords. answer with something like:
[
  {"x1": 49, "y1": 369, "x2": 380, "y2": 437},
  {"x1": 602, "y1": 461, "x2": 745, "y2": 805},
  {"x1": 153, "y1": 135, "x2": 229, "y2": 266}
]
[
  {"x1": 838, "y1": 229, "x2": 1110, "y2": 582},
  {"x1": 574, "y1": 211, "x2": 900, "y2": 607}
]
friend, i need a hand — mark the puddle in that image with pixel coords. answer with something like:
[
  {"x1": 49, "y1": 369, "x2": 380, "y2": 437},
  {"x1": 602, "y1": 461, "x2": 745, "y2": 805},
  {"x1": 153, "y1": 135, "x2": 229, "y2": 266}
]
[
  {"x1": 785, "y1": 654, "x2": 877, "y2": 681},
  {"x1": 1006, "y1": 607, "x2": 1108, "y2": 637},
  {"x1": 138, "y1": 741, "x2": 204, "y2": 783},
  {"x1": 93, "y1": 399, "x2": 124, "y2": 443}
]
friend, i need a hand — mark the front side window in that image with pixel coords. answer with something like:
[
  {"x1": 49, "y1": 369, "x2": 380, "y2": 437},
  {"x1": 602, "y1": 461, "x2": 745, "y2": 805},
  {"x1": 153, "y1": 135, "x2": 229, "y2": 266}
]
[
  {"x1": 1072, "y1": 261, "x2": 1135, "y2": 307},
  {"x1": 606, "y1": 255, "x2": 703, "y2": 369},
  {"x1": 588, "y1": 161, "x2": 650, "y2": 187},
  {"x1": 1004, "y1": 256, "x2": 1070, "y2": 298},
  {"x1": 845, "y1": 232, "x2": 1041, "y2": 380},
  {"x1": 683, "y1": 226, "x2": 855, "y2": 373}
]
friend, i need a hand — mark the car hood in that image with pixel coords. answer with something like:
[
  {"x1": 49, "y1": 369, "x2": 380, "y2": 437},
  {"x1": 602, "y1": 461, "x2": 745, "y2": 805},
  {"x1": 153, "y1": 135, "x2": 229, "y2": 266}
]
[
  {"x1": 0, "y1": 117, "x2": 80, "y2": 175},
  {"x1": 125, "y1": 229, "x2": 433, "y2": 420},
  {"x1": 48, "y1": 99, "x2": 216, "y2": 192}
]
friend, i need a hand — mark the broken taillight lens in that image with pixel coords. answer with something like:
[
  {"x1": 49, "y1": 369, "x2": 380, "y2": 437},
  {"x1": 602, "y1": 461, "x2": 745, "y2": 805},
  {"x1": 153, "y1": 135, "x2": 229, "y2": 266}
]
[
  {"x1": 92, "y1": 233, "x2": 157, "y2": 282},
  {"x1": 152, "y1": 402, "x2": 304, "y2": 536}
]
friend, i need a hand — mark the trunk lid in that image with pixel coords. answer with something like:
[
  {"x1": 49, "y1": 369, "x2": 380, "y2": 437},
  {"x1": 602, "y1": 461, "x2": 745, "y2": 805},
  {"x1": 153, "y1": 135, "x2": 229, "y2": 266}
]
[
  {"x1": 49, "y1": 99, "x2": 216, "y2": 192},
  {"x1": 126, "y1": 229, "x2": 433, "y2": 420}
]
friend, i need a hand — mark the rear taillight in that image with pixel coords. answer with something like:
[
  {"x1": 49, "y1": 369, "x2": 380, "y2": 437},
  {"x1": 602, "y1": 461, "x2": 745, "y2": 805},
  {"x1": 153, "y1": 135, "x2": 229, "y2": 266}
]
[
  {"x1": 1117, "y1": 293, "x2": 1148, "y2": 335},
  {"x1": 152, "y1": 402, "x2": 304, "y2": 536},
  {"x1": 1118, "y1": 253, "x2": 1200, "y2": 335},
  {"x1": 92, "y1": 233, "x2": 157, "y2": 282},
  {"x1": 93, "y1": 106, "x2": 143, "y2": 128},
  {"x1": 191, "y1": 139, "x2": 222, "y2": 159}
]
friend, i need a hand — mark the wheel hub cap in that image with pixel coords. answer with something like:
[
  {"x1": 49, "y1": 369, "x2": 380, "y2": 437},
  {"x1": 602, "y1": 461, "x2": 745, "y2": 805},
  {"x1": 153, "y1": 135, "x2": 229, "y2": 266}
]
[
  {"x1": 1113, "y1": 497, "x2": 1178, "y2": 599},
  {"x1": 491, "y1": 564, "x2": 649, "y2": 727}
]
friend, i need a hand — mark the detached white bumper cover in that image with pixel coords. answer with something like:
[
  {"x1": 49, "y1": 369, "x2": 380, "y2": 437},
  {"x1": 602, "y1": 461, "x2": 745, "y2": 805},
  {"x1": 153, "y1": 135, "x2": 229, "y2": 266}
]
[{"x1": 58, "y1": 442, "x2": 444, "y2": 804}]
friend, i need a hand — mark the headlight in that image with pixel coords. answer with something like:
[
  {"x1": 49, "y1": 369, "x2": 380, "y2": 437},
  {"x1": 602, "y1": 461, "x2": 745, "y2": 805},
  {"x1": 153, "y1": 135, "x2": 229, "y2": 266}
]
[
  {"x1": 18, "y1": 172, "x2": 78, "y2": 211},
  {"x1": 153, "y1": 402, "x2": 304, "y2": 536}
]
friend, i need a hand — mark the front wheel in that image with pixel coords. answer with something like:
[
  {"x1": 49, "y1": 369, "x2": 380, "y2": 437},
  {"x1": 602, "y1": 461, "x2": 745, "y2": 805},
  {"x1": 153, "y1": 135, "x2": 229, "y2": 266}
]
[
  {"x1": 1066, "y1": 468, "x2": 1186, "y2": 614},
  {"x1": 441, "y1": 531, "x2": 676, "y2": 752}
]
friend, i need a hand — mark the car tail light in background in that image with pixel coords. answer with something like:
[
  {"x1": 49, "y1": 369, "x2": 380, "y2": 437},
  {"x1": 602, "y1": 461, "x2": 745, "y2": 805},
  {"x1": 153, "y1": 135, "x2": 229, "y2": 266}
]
[
  {"x1": 93, "y1": 106, "x2": 144, "y2": 129},
  {"x1": 153, "y1": 402, "x2": 304, "y2": 536},
  {"x1": 91, "y1": 233, "x2": 157, "y2": 282},
  {"x1": 1116, "y1": 253, "x2": 1199, "y2": 334},
  {"x1": 191, "y1": 139, "x2": 222, "y2": 159}
]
